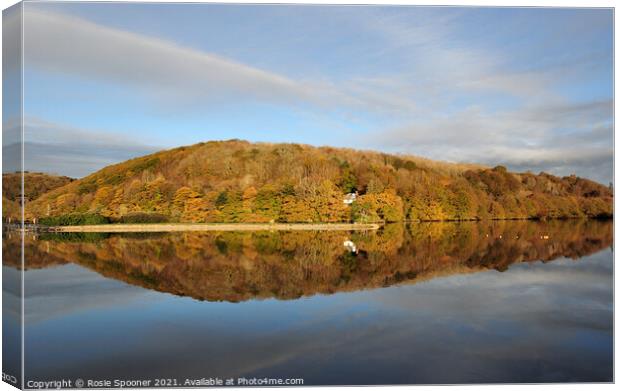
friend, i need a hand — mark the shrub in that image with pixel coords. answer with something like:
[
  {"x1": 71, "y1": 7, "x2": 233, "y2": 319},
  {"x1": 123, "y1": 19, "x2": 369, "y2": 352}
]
[
  {"x1": 215, "y1": 191, "x2": 229, "y2": 207},
  {"x1": 39, "y1": 213, "x2": 110, "y2": 226},
  {"x1": 119, "y1": 212, "x2": 169, "y2": 224}
]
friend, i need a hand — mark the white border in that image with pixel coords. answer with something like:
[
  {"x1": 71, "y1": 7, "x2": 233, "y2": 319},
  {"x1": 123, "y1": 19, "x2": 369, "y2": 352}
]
[{"x1": 0, "y1": 2, "x2": 616, "y2": 391}]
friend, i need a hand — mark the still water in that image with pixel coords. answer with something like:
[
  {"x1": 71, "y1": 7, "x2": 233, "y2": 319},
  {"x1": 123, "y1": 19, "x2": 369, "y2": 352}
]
[{"x1": 3, "y1": 220, "x2": 613, "y2": 385}]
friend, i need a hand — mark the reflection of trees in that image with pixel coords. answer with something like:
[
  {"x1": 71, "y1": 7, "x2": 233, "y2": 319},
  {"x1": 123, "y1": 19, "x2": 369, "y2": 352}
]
[{"x1": 3, "y1": 220, "x2": 612, "y2": 302}]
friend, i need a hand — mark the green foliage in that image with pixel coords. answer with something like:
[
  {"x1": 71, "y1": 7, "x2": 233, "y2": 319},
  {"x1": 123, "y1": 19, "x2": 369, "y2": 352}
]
[
  {"x1": 215, "y1": 191, "x2": 229, "y2": 207},
  {"x1": 253, "y1": 186, "x2": 282, "y2": 221},
  {"x1": 448, "y1": 181, "x2": 474, "y2": 220},
  {"x1": 390, "y1": 156, "x2": 417, "y2": 171},
  {"x1": 351, "y1": 200, "x2": 381, "y2": 223},
  {"x1": 39, "y1": 213, "x2": 110, "y2": 226},
  {"x1": 279, "y1": 183, "x2": 296, "y2": 196},
  {"x1": 130, "y1": 157, "x2": 160, "y2": 175},
  {"x1": 339, "y1": 166, "x2": 358, "y2": 193},
  {"x1": 119, "y1": 212, "x2": 169, "y2": 224},
  {"x1": 218, "y1": 191, "x2": 245, "y2": 222},
  {"x1": 77, "y1": 181, "x2": 98, "y2": 195}
]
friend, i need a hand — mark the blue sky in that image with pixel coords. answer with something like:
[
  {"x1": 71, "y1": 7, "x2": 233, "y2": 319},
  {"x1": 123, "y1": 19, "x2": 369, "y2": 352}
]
[{"x1": 5, "y1": 3, "x2": 613, "y2": 181}]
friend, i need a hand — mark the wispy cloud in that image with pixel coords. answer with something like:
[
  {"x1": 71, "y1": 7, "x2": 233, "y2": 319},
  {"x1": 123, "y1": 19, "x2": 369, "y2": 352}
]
[
  {"x1": 348, "y1": 8, "x2": 612, "y2": 182},
  {"x1": 367, "y1": 99, "x2": 613, "y2": 182},
  {"x1": 24, "y1": 10, "x2": 325, "y2": 107},
  {"x1": 3, "y1": 117, "x2": 158, "y2": 178}
]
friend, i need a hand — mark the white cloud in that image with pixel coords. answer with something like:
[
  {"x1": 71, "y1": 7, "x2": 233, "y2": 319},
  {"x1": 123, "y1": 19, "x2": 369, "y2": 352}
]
[
  {"x1": 23, "y1": 9, "x2": 323, "y2": 107},
  {"x1": 25, "y1": 8, "x2": 422, "y2": 122},
  {"x1": 2, "y1": 117, "x2": 158, "y2": 177},
  {"x1": 367, "y1": 99, "x2": 613, "y2": 182}
]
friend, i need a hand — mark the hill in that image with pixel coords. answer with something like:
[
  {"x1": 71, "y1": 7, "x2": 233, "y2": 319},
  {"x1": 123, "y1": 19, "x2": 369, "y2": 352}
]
[
  {"x1": 3, "y1": 172, "x2": 74, "y2": 202},
  {"x1": 26, "y1": 139, "x2": 612, "y2": 223},
  {"x1": 3, "y1": 172, "x2": 74, "y2": 220}
]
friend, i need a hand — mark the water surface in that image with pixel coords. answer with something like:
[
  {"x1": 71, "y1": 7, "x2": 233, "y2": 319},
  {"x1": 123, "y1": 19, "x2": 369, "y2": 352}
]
[{"x1": 3, "y1": 220, "x2": 613, "y2": 385}]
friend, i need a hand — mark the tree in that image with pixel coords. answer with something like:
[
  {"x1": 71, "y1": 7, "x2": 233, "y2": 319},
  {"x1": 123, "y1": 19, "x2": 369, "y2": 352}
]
[
  {"x1": 339, "y1": 162, "x2": 358, "y2": 193},
  {"x1": 280, "y1": 195, "x2": 315, "y2": 222},
  {"x1": 352, "y1": 190, "x2": 404, "y2": 223},
  {"x1": 310, "y1": 180, "x2": 349, "y2": 222}
]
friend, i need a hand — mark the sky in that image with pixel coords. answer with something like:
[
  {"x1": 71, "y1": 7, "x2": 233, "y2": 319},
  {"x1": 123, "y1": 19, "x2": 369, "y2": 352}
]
[{"x1": 3, "y1": 3, "x2": 614, "y2": 182}]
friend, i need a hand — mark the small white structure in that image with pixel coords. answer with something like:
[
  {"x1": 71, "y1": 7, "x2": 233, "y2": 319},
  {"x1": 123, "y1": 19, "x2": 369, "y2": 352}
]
[
  {"x1": 343, "y1": 193, "x2": 357, "y2": 205},
  {"x1": 343, "y1": 239, "x2": 358, "y2": 253}
]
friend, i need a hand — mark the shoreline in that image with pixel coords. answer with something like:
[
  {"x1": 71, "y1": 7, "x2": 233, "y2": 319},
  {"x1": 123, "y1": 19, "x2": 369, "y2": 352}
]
[
  {"x1": 46, "y1": 223, "x2": 382, "y2": 233},
  {"x1": 13, "y1": 217, "x2": 612, "y2": 234}
]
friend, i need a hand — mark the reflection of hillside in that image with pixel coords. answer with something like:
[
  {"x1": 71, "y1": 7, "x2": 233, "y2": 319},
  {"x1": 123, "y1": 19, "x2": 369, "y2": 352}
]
[
  {"x1": 4, "y1": 220, "x2": 612, "y2": 302},
  {"x1": 3, "y1": 231, "x2": 72, "y2": 270}
]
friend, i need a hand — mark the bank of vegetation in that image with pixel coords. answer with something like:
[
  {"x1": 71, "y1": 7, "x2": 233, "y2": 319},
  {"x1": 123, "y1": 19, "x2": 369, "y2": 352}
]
[{"x1": 21, "y1": 140, "x2": 612, "y2": 224}]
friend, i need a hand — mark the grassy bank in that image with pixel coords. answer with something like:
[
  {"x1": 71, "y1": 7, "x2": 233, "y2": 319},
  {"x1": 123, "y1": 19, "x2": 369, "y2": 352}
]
[{"x1": 48, "y1": 223, "x2": 381, "y2": 233}]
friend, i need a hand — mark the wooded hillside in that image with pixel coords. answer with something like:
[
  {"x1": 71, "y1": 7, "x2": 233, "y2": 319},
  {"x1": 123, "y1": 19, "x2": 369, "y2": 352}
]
[
  {"x1": 3, "y1": 172, "x2": 74, "y2": 220},
  {"x1": 3, "y1": 172, "x2": 74, "y2": 202},
  {"x1": 25, "y1": 140, "x2": 613, "y2": 223}
]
